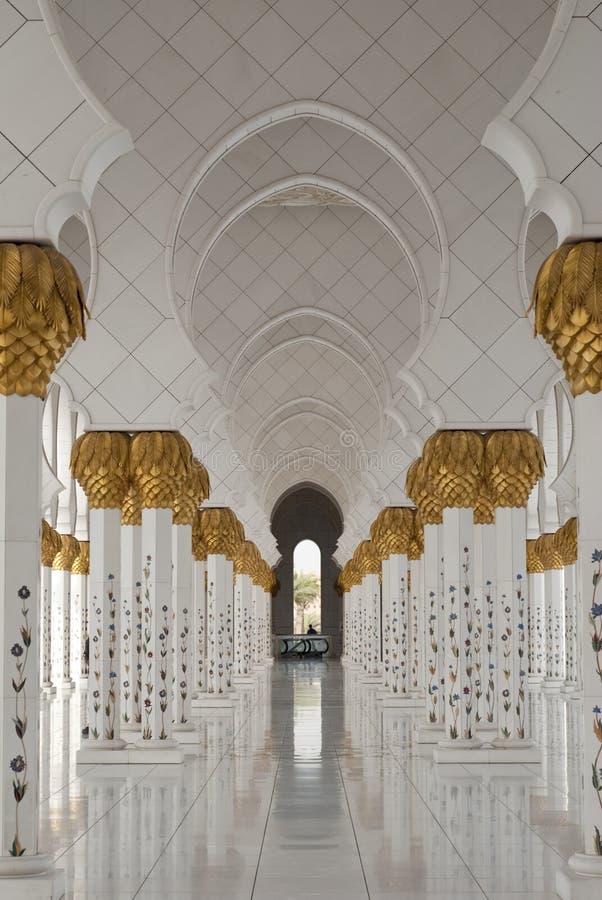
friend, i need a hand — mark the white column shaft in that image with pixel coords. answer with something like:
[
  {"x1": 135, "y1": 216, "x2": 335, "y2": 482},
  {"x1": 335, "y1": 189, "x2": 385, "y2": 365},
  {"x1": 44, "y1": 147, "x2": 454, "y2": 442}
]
[
  {"x1": 172, "y1": 524, "x2": 193, "y2": 727},
  {"x1": 120, "y1": 524, "x2": 142, "y2": 729}
]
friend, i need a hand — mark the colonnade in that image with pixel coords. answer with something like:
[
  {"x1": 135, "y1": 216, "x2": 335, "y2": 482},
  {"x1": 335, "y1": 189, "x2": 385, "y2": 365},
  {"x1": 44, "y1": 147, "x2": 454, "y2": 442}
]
[
  {"x1": 340, "y1": 429, "x2": 581, "y2": 766},
  {"x1": 58, "y1": 430, "x2": 277, "y2": 761}
]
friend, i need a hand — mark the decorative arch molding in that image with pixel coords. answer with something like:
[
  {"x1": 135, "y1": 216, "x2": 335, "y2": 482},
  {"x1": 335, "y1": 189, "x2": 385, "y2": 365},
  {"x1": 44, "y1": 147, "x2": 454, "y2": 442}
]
[
  {"x1": 261, "y1": 449, "x2": 357, "y2": 515},
  {"x1": 24, "y1": 1, "x2": 134, "y2": 244},
  {"x1": 481, "y1": 0, "x2": 586, "y2": 243},
  {"x1": 271, "y1": 480, "x2": 344, "y2": 526},
  {"x1": 224, "y1": 306, "x2": 391, "y2": 406},
  {"x1": 395, "y1": 369, "x2": 445, "y2": 429},
  {"x1": 187, "y1": 173, "x2": 429, "y2": 339},
  {"x1": 165, "y1": 100, "x2": 450, "y2": 350}
]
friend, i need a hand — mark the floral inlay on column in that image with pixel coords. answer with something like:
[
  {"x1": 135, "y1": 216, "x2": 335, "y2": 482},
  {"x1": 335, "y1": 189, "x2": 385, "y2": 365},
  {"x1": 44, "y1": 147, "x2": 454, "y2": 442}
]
[
  {"x1": 9, "y1": 586, "x2": 31, "y2": 857},
  {"x1": 447, "y1": 584, "x2": 460, "y2": 740},
  {"x1": 134, "y1": 581, "x2": 142, "y2": 725},
  {"x1": 428, "y1": 590, "x2": 438, "y2": 722},
  {"x1": 141, "y1": 556, "x2": 153, "y2": 741},
  {"x1": 177, "y1": 606, "x2": 189, "y2": 723},
  {"x1": 105, "y1": 575, "x2": 118, "y2": 740},
  {"x1": 485, "y1": 581, "x2": 495, "y2": 724},
  {"x1": 590, "y1": 549, "x2": 602, "y2": 854},
  {"x1": 158, "y1": 602, "x2": 170, "y2": 739}
]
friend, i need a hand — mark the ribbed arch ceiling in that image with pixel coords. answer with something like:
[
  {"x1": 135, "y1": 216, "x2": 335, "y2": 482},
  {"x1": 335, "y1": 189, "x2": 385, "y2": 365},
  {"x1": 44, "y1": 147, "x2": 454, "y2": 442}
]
[{"x1": 55, "y1": 0, "x2": 560, "y2": 547}]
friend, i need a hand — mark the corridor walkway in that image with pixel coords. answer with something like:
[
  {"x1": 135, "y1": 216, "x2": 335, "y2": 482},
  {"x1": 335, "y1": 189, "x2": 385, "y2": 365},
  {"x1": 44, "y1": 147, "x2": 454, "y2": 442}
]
[{"x1": 39, "y1": 662, "x2": 581, "y2": 899}]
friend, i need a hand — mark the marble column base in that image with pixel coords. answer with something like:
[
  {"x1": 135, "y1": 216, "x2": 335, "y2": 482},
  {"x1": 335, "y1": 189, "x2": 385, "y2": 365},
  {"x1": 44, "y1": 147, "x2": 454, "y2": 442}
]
[
  {"x1": 191, "y1": 693, "x2": 234, "y2": 710},
  {"x1": 558, "y1": 862, "x2": 602, "y2": 900},
  {"x1": 173, "y1": 722, "x2": 196, "y2": 733},
  {"x1": 232, "y1": 675, "x2": 257, "y2": 688},
  {"x1": 41, "y1": 683, "x2": 56, "y2": 697},
  {"x1": 78, "y1": 677, "x2": 88, "y2": 689},
  {"x1": 76, "y1": 738, "x2": 127, "y2": 763},
  {"x1": 380, "y1": 694, "x2": 423, "y2": 708},
  {"x1": 0, "y1": 868, "x2": 64, "y2": 900},
  {"x1": 476, "y1": 722, "x2": 498, "y2": 734},
  {"x1": 120, "y1": 721, "x2": 141, "y2": 733},
  {"x1": 172, "y1": 728, "x2": 202, "y2": 744},
  {"x1": 77, "y1": 740, "x2": 184, "y2": 763},
  {"x1": 561, "y1": 681, "x2": 579, "y2": 694},
  {"x1": 416, "y1": 723, "x2": 445, "y2": 744},
  {"x1": 55, "y1": 679, "x2": 75, "y2": 693},
  {"x1": 265, "y1": 657, "x2": 274, "y2": 666},
  {"x1": 434, "y1": 742, "x2": 540, "y2": 764},
  {"x1": 542, "y1": 678, "x2": 564, "y2": 693},
  {"x1": 528, "y1": 673, "x2": 544, "y2": 686},
  {"x1": 359, "y1": 673, "x2": 382, "y2": 685}
]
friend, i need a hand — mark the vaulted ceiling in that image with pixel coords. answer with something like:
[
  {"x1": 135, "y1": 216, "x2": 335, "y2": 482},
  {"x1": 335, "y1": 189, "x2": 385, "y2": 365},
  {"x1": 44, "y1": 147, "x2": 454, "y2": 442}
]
[{"x1": 54, "y1": 0, "x2": 565, "y2": 559}]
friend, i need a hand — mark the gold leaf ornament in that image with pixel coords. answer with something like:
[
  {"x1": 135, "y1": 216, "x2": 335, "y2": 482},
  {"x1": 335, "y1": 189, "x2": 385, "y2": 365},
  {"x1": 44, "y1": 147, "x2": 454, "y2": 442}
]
[
  {"x1": 196, "y1": 507, "x2": 244, "y2": 560},
  {"x1": 408, "y1": 508, "x2": 424, "y2": 560},
  {"x1": 534, "y1": 532, "x2": 564, "y2": 571},
  {"x1": 130, "y1": 431, "x2": 193, "y2": 509},
  {"x1": 52, "y1": 533, "x2": 80, "y2": 571},
  {"x1": 41, "y1": 519, "x2": 61, "y2": 567},
  {"x1": 370, "y1": 506, "x2": 414, "y2": 558},
  {"x1": 173, "y1": 458, "x2": 211, "y2": 525},
  {"x1": 422, "y1": 430, "x2": 485, "y2": 508},
  {"x1": 121, "y1": 484, "x2": 142, "y2": 527},
  {"x1": 555, "y1": 516, "x2": 578, "y2": 566},
  {"x1": 0, "y1": 243, "x2": 87, "y2": 398},
  {"x1": 234, "y1": 539, "x2": 261, "y2": 578},
  {"x1": 526, "y1": 539, "x2": 544, "y2": 574},
  {"x1": 484, "y1": 430, "x2": 545, "y2": 508},
  {"x1": 352, "y1": 540, "x2": 381, "y2": 576},
  {"x1": 71, "y1": 540, "x2": 90, "y2": 575},
  {"x1": 71, "y1": 431, "x2": 131, "y2": 509},
  {"x1": 192, "y1": 509, "x2": 208, "y2": 562},
  {"x1": 405, "y1": 457, "x2": 443, "y2": 525},
  {"x1": 530, "y1": 241, "x2": 602, "y2": 395}
]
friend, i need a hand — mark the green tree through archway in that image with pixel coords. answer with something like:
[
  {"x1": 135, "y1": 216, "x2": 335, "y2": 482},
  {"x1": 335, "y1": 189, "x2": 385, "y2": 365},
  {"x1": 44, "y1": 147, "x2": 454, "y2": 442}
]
[{"x1": 293, "y1": 570, "x2": 320, "y2": 633}]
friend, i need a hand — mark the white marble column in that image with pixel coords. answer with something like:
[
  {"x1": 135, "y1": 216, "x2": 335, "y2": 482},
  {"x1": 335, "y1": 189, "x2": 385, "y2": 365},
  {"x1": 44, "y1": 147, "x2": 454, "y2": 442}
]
[
  {"x1": 563, "y1": 562, "x2": 579, "y2": 694},
  {"x1": 204, "y1": 553, "x2": 236, "y2": 699},
  {"x1": 543, "y1": 565, "x2": 565, "y2": 693},
  {"x1": 40, "y1": 522, "x2": 60, "y2": 697},
  {"x1": 409, "y1": 556, "x2": 424, "y2": 697},
  {"x1": 172, "y1": 523, "x2": 194, "y2": 733},
  {"x1": 120, "y1": 520, "x2": 142, "y2": 732},
  {"x1": 341, "y1": 587, "x2": 351, "y2": 665},
  {"x1": 474, "y1": 523, "x2": 497, "y2": 736},
  {"x1": 233, "y1": 572, "x2": 255, "y2": 684},
  {"x1": 264, "y1": 589, "x2": 274, "y2": 664},
  {"x1": 51, "y1": 535, "x2": 79, "y2": 692},
  {"x1": 419, "y1": 523, "x2": 445, "y2": 736},
  {"x1": 192, "y1": 557, "x2": 206, "y2": 696},
  {"x1": 251, "y1": 581, "x2": 264, "y2": 670},
  {"x1": 40, "y1": 565, "x2": 54, "y2": 696},
  {"x1": 492, "y1": 507, "x2": 536, "y2": 759},
  {"x1": 78, "y1": 508, "x2": 126, "y2": 758},
  {"x1": 0, "y1": 395, "x2": 59, "y2": 890},
  {"x1": 70, "y1": 553, "x2": 87, "y2": 689},
  {"x1": 136, "y1": 508, "x2": 181, "y2": 757},
  {"x1": 435, "y1": 507, "x2": 481, "y2": 757},
  {"x1": 527, "y1": 569, "x2": 545, "y2": 684},
  {"x1": 359, "y1": 572, "x2": 381, "y2": 681},
  {"x1": 349, "y1": 582, "x2": 361, "y2": 669},
  {"x1": 380, "y1": 557, "x2": 392, "y2": 690},
  {"x1": 559, "y1": 391, "x2": 602, "y2": 894}
]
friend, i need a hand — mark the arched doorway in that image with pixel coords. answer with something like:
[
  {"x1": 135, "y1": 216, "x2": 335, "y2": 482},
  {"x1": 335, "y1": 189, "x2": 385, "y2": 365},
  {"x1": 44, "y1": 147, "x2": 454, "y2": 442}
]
[
  {"x1": 293, "y1": 539, "x2": 321, "y2": 633},
  {"x1": 271, "y1": 485, "x2": 343, "y2": 656}
]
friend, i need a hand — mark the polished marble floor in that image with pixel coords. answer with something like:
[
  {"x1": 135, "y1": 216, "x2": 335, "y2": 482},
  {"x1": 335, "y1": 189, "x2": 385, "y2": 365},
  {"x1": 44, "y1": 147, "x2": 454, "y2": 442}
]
[{"x1": 38, "y1": 662, "x2": 583, "y2": 899}]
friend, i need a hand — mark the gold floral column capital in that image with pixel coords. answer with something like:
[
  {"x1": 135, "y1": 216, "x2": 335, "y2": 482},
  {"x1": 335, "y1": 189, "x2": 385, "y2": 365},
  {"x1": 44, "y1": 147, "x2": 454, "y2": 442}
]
[
  {"x1": 556, "y1": 516, "x2": 578, "y2": 566},
  {"x1": 370, "y1": 506, "x2": 414, "y2": 559},
  {"x1": 41, "y1": 519, "x2": 61, "y2": 567},
  {"x1": 130, "y1": 431, "x2": 193, "y2": 509},
  {"x1": 530, "y1": 241, "x2": 602, "y2": 395},
  {"x1": 484, "y1": 430, "x2": 545, "y2": 508},
  {"x1": 121, "y1": 484, "x2": 141, "y2": 527},
  {"x1": 352, "y1": 540, "x2": 381, "y2": 576},
  {"x1": 408, "y1": 508, "x2": 424, "y2": 560},
  {"x1": 0, "y1": 243, "x2": 87, "y2": 398},
  {"x1": 405, "y1": 458, "x2": 443, "y2": 524},
  {"x1": 173, "y1": 458, "x2": 211, "y2": 526},
  {"x1": 234, "y1": 540, "x2": 261, "y2": 578},
  {"x1": 196, "y1": 507, "x2": 244, "y2": 561},
  {"x1": 52, "y1": 533, "x2": 80, "y2": 571},
  {"x1": 535, "y1": 532, "x2": 565, "y2": 571},
  {"x1": 71, "y1": 540, "x2": 90, "y2": 575},
  {"x1": 526, "y1": 539, "x2": 545, "y2": 574},
  {"x1": 421, "y1": 430, "x2": 485, "y2": 509},
  {"x1": 71, "y1": 431, "x2": 131, "y2": 509}
]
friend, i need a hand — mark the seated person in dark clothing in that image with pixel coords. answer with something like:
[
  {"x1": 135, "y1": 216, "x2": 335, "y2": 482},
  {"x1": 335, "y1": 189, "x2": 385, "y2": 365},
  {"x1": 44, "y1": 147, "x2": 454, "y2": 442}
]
[{"x1": 306, "y1": 624, "x2": 318, "y2": 635}]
